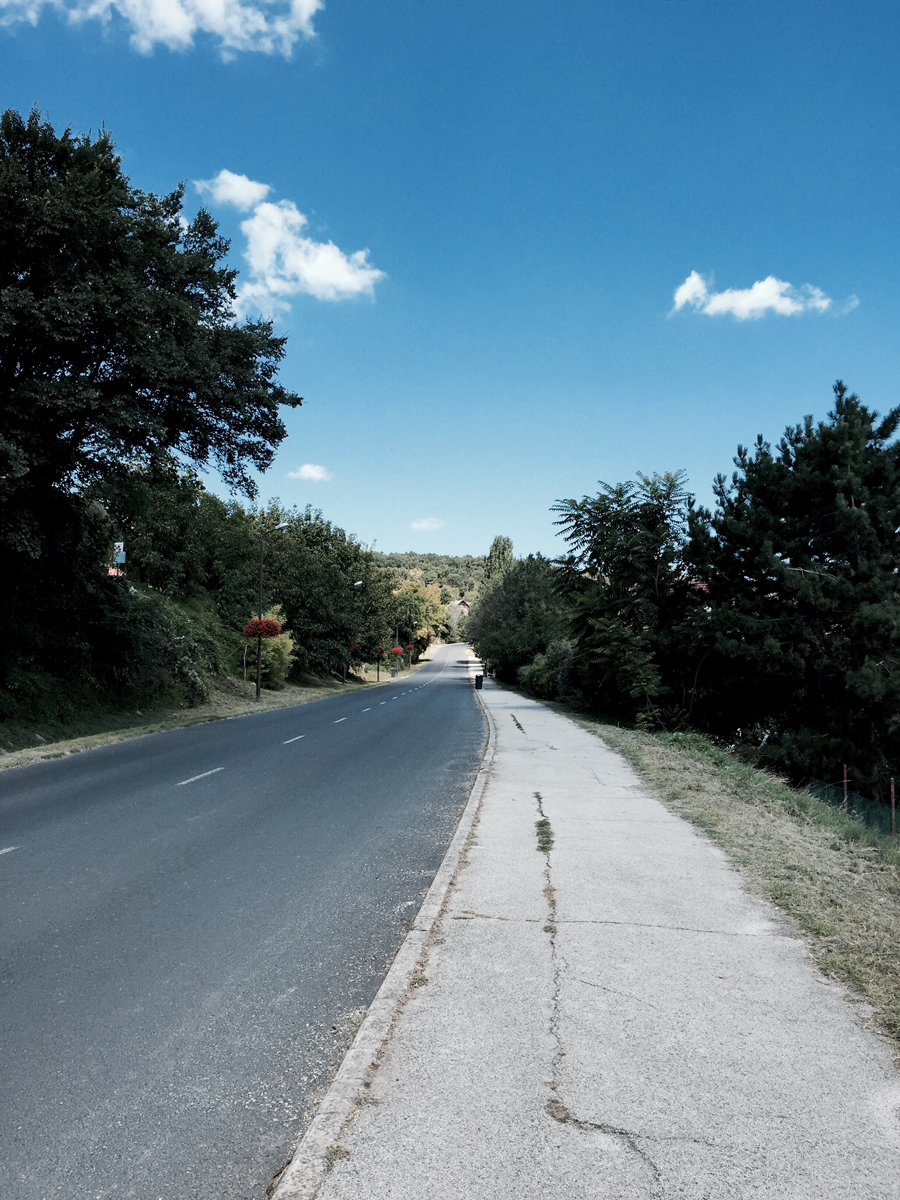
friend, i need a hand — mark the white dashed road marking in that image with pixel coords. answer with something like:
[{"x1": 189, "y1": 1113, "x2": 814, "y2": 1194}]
[
  {"x1": 177, "y1": 768, "x2": 224, "y2": 786},
  {"x1": 0, "y1": 846, "x2": 20, "y2": 855},
  {"x1": 283, "y1": 735, "x2": 306, "y2": 744},
  {"x1": 334, "y1": 718, "x2": 347, "y2": 723}
]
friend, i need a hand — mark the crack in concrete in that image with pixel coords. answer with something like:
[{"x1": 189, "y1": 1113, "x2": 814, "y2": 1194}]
[
  {"x1": 445, "y1": 910, "x2": 754, "y2": 937},
  {"x1": 451, "y1": 910, "x2": 523, "y2": 922},
  {"x1": 573, "y1": 976, "x2": 663, "y2": 1011},
  {"x1": 590, "y1": 770, "x2": 645, "y2": 793},
  {"x1": 563, "y1": 917, "x2": 763, "y2": 937},
  {"x1": 545, "y1": 1097, "x2": 664, "y2": 1190},
  {"x1": 535, "y1": 790, "x2": 665, "y2": 1196}
]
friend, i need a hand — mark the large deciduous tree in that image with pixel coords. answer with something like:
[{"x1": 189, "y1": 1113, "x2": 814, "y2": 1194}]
[
  {"x1": 0, "y1": 108, "x2": 300, "y2": 709},
  {"x1": 468, "y1": 554, "x2": 569, "y2": 681},
  {"x1": 0, "y1": 106, "x2": 300, "y2": 562},
  {"x1": 553, "y1": 471, "x2": 699, "y2": 722}
]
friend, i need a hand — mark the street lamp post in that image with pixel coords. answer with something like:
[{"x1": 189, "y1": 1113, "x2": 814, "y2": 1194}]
[{"x1": 256, "y1": 521, "x2": 288, "y2": 701}]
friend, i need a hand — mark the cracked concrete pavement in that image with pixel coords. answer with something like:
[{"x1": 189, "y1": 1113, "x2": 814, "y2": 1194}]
[{"x1": 312, "y1": 681, "x2": 900, "y2": 1198}]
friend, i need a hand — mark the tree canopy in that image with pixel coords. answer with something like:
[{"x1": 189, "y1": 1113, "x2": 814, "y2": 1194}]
[
  {"x1": 689, "y1": 381, "x2": 900, "y2": 792},
  {"x1": 0, "y1": 108, "x2": 301, "y2": 715},
  {"x1": 471, "y1": 383, "x2": 900, "y2": 798},
  {"x1": 483, "y1": 535, "x2": 514, "y2": 582},
  {"x1": 373, "y1": 552, "x2": 486, "y2": 600},
  {"x1": 467, "y1": 553, "x2": 568, "y2": 681},
  {"x1": 0, "y1": 107, "x2": 300, "y2": 564},
  {"x1": 553, "y1": 471, "x2": 698, "y2": 722}
]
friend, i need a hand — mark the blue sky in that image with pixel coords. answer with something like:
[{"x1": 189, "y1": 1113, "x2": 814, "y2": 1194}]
[{"x1": 3, "y1": 0, "x2": 898, "y2": 555}]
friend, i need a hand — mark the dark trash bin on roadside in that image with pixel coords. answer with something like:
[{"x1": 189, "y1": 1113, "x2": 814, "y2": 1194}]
[{"x1": 475, "y1": 674, "x2": 484, "y2": 690}]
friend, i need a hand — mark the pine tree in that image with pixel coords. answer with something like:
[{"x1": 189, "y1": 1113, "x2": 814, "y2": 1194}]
[{"x1": 690, "y1": 382, "x2": 900, "y2": 794}]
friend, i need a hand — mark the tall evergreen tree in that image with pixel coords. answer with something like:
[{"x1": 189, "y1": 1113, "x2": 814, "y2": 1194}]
[
  {"x1": 483, "y1": 535, "x2": 514, "y2": 582},
  {"x1": 689, "y1": 382, "x2": 900, "y2": 793}
]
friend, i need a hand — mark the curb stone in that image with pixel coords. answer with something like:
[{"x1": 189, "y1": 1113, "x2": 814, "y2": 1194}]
[{"x1": 269, "y1": 654, "x2": 496, "y2": 1200}]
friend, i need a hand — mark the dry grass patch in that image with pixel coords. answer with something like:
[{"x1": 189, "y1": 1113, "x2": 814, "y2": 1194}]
[{"x1": 568, "y1": 714, "x2": 900, "y2": 1049}]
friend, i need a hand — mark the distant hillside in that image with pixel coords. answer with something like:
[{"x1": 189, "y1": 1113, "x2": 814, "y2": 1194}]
[{"x1": 375, "y1": 552, "x2": 486, "y2": 601}]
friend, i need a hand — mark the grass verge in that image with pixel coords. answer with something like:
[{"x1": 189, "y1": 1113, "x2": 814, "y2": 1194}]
[
  {"x1": 560, "y1": 711, "x2": 900, "y2": 1051},
  {"x1": 0, "y1": 664, "x2": 426, "y2": 771}
]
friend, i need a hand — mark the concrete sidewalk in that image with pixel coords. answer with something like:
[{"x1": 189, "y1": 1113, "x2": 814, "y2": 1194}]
[{"x1": 285, "y1": 681, "x2": 900, "y2": 1198}]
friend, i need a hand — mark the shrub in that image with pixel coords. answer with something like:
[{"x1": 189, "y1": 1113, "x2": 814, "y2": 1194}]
[
  {"x1": 252, "y1": 606, "x2": 295, "y2": 687},
  {"x1": 517, "y1": 639, "x2": 579, "y2": 701}
]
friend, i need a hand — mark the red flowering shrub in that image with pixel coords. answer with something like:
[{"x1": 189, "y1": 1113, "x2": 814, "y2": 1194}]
[
  {"x1": 244, "y1": 618, "x2": 283, "y2": 639},
  {"x1": 391, "y1": 645, "x2": 403, "y2": 655}
]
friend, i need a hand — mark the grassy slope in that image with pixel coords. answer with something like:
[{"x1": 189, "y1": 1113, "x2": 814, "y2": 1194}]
[
  {"x1": 0, "y1": 674, "x2": 360, "y2": 769},
  {"x1": 560, "y1": 711, "x2": 900, "y2": 1051},
  {"x1": 0, "y1": 662, "x2": 426, "y2": 772},
  {"x1": 2, "y1": 579, "x2": 433, "y2": 769}
]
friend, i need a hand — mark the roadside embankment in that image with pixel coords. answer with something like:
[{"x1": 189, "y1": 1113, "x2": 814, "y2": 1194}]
[
  {"x1": 0, "y1": 663, "x2": 429, "y2": 771},
  {"x1": 571, "y1": 715, "x2": 900, "y2": 1049}
]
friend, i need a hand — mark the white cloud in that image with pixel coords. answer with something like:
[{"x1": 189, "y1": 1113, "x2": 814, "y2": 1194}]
[
  {"x1": 411, "y1": 518, "x2": 442, "y2": 531},
  {"x1": 236, "y1": 199, "x2": 385, "y2": 312},
  {"x1": 672, "y1": 271, "x2": 836, "y2": 320},
  {"x1": 196, "y1": 170, "x2": 385, "y2": 315},
  {"x1": 288, "y1": 463, "x2": 331, "y2": 481},
  {"x1": 0, "y1": 0, "x2": 322, "y2": 55},
  {"x1": 672, "y1": 270, "x2": 709, "y2": 312},
  {"x1": 195, "y1": 169, "x2": 270, "y2": 211}
]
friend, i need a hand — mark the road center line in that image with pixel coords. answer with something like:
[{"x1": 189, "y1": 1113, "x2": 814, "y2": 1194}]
[
  {"x1": 283, "y1": 735, "x2": 306, "y2": 744},
  {"x1": 177, "y1": 768, "x2": 225, "y2": 786},
  {"x1": 334, "y1": 717, "x2": 347, "y2": 723},
  {"x1": 362, "y1": 708, "x2": 371, "y2": 712},
  {"x1": 0, "y1": 846, "x2": 20, "y2": 855}
]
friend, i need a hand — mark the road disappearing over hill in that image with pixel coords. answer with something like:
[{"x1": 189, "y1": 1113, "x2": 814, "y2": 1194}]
[{"x1": 0, "y1": 644, "x2": 485, "y2": 1200}]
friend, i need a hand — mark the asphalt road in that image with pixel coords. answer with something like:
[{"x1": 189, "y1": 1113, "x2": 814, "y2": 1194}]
[{"x1": 0, "y1": 644, "x2": 485, "y2": 1200}]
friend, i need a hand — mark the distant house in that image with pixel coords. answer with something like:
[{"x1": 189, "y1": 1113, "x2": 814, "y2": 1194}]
[{"x1": 447, "y1": 598, "x2": 471, "y2": 622}]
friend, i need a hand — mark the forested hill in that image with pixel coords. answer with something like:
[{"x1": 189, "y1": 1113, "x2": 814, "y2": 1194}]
[{"x1": 374, "y1": 553, "x2": 486, "y2": 601}]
